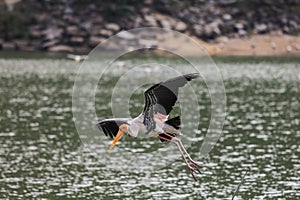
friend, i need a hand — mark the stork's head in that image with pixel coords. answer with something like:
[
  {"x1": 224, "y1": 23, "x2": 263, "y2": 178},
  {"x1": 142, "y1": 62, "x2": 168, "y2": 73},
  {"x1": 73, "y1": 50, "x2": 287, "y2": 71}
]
[{"x1": 108, "y1": 124, "x2": 128, "y2": 152}]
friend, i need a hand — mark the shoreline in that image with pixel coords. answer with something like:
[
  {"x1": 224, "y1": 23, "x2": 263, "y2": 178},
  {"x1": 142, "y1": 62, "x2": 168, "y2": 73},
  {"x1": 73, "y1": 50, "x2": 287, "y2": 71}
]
[
  {"x1": 182, "y1": 34, "x2": 300, "y2": 56},
  {"x1": 1, "y1": 34, "x2": 299, "y2": 57}
]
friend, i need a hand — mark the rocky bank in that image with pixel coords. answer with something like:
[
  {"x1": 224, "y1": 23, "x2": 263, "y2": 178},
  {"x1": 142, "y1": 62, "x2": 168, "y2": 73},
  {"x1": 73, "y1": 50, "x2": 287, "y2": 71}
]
[{"x1": 0, "y1": 0, "x2": 299, "y2": 55}]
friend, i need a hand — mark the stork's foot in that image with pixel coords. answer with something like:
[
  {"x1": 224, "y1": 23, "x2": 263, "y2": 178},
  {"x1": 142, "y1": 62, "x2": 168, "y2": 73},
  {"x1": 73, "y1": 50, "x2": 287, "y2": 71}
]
[
  {"x1": 173, "y1": 136, "x2": 202, "y2": 175},
  {"x1": 188, "y1": 165, "x2": 201, "y2": 181},
  {"x1": 181, "y1": 155, "x2": 201, "y2": 181},
  {"x1": 190, "y1": 160, "x2": 202, "y2": 174}
]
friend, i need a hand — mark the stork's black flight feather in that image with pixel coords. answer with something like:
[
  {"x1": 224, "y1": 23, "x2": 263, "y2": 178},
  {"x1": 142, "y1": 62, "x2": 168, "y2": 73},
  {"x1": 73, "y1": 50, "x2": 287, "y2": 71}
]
[
  {"x1": 97, "y1": 118, "x2": 130, "y2": 139},
  {"x1": 143, "y1": 73, "x2": 199, "y2": 131}
]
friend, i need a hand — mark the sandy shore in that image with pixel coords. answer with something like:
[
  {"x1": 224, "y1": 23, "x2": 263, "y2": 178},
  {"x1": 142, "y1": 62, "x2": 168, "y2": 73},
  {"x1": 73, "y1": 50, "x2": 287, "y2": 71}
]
[
  {"x1": 149, "y1": 33, "x2": 300, "y2": 57},
  {"x1": 1, "y1": 33, "x2": 300, "y2": 57},
  {"x1": 197, "y1": 34, "x2": 300, "y2": 56}
]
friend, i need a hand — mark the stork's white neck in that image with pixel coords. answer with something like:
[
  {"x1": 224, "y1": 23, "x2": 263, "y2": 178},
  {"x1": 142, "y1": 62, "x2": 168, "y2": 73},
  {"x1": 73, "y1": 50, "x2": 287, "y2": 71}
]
[{"x1": 127, "y1": 115, "x2": 145, "y2": 137}]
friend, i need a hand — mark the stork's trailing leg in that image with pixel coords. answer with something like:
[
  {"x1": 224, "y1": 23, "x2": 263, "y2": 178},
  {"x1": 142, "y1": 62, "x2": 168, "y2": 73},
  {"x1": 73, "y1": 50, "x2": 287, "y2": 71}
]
[
  {"x1": 173, "y1": 137, "x2": 201, "y2": 173},
  {"x1": 157, "y1": 133, "x2": 201, "y2": 181}
]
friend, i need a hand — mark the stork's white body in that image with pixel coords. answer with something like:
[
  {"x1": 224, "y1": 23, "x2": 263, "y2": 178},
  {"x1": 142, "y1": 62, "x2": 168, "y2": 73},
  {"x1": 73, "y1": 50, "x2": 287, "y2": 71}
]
[{"x1": 127, "y1": 114, "x2": 180, "y2": 138}]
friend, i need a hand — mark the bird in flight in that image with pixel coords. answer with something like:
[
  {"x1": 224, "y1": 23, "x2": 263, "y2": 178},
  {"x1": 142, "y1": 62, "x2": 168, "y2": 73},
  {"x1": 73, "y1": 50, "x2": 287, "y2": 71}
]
[{"x1": 97, "y1": 73, "x2": 201, "y2": 180}]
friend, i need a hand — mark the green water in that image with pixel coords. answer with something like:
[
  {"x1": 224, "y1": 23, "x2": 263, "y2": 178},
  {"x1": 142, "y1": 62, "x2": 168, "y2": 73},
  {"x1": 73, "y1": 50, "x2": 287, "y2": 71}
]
[{"x1": 0, "y1": 57, "x2": 299, "y2": 199}]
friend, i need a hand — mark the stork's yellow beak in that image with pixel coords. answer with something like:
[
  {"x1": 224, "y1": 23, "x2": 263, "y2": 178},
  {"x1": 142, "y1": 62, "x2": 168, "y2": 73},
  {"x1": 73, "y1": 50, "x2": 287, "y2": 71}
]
[{"x1": 108, "y1": 130, "x2": 125, "y2": 153}]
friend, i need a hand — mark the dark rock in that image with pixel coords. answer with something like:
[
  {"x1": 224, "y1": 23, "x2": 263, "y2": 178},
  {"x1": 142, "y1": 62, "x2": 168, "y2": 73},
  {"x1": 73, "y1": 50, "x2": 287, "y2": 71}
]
[
  {"x1": 118, "y1": 31, "x2": 135, "y2": 40},
  {"x1": 160, "y1": 20, "x2": 171, "y2": 29},
  {"x1": 64, "y1": 7, "x2": 73, "y2": 15},
  {"x1": 2, "y1": 42, "x2": 16, "y2": 50},
  {"x1": 34, "y1": 13, "x2": 48, "y2": 23},
  {"x1": 44, "y1": 27, "x2": 63, "y2": 40},
  {"x1": 134, "y1": 17, "x2": 142, "y2": 28},
  {"x1": 189, "y1": 6, "x2": 200, "y2": 13},
  {"x1": 63, "y1": 15, "x2": 80, "y2": 24},
  {"x1": 222, "y1": 14, "x2": 232, "y2": 21},
  {"x1": 144, "y1": 15, "x2": 157, "y2": 26},
  {"x1": 74, "y1": 46, "x2": 90, "y2": 53},
  {"x1": 98, "y1": 29, "x2": 113, "y2": 37},
  {"x1": 255, "y1": 24, "x2": 268, "y2": 33},
  {"x1": 30, "y1": 29, "x2": 43, "y2": 38},
  {"x1": 145, "y1": 0, "x2": 153, "y2": 5},
  {"x1": 80, "y1": 21, "x2": 92, "y2": 31},
  {"x1": 283, "y1": 26, "x2": 290, "y2": 33},
  {"x1": 88, "y1": 4, "x2": 96, "y2": 11},
  {"x1": 193, "y1": 25, "x2": 203, "y2": 36},
  {"x1": 15, "y1": 40, "x2": 28, "y2": 50},
  {"x1": 42, "y1": 40, "x2": 59, "y2": 49},
  {"x1": 49, "y1": 45, "x2": 74, "y2": 52},
  {"x1": 238, "y1": 29, "x2": 247, "y2": 36},
  {"x1": 55, "y1": 19, "x2": 67, "y2": 27},
  {"x1": 93, "y1": 16, "x2": 103, "y2": 24},
  {"x1": 155, "y1": 13, "x2": 177, "y2": 28},
  {"x1": 235, "y1": 23, "x2": 244, "y2": 30},
  {"x1": 204, "y1": 25, "x2": 214, "y2": 36},
  {"x1": 289, "y1": 20, "x2": 298, "y2": 29},
  {"x1": 90, "y1": 25, "x2": 101, "y2": 35},
  {"x1": 204, "y1": 21, "x2": 221, "y2": 38},
  {"x1": 89, "y1": 36, "x2": 105, "y2": 47},
  {"x1": 29, "y1": 40, "x2": 42, "y2": 50},
  {"x1": 66, "y1": 26, "x2": 79, "y2": 36},
  {"x1": 69, "y1": 36, "x2": 85, "y2": 45},
  {"x1": 141, "y1": 7, "x2": 150, "y2": 14},
  {"x1": 175, "y1": 22, "x2": 187, "y2": 32},
  {"x1": 105, "y1": 23, "x2": 120, "y2": 32}
]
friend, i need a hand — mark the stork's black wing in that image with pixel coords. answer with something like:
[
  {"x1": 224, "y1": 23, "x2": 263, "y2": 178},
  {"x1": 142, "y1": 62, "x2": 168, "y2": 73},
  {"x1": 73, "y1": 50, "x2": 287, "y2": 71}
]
[
  {"x1": 97, "y1": 118, "x2": 130, "y2": 139},
  {"x1": 143, "y1": 73, "x2": 199, "y2": 131}
]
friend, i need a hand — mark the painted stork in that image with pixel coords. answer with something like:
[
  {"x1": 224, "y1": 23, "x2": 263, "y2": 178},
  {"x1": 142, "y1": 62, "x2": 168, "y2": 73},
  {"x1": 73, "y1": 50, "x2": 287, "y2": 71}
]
[{"x1": 97, "y1": 73, "x2": 201, "y2": 180}]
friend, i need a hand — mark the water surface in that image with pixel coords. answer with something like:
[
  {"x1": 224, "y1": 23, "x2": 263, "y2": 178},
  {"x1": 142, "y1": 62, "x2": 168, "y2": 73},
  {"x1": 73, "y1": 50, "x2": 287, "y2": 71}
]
[{"x1": 0, "y1": 57, "x2": 299, "y2": 199}]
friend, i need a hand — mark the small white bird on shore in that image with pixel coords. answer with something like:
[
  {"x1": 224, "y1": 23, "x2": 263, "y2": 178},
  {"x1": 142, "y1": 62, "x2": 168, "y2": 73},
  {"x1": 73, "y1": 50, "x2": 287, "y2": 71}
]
[{"x1": 67, "y1": 54, "x2": 88, "y2": 62}]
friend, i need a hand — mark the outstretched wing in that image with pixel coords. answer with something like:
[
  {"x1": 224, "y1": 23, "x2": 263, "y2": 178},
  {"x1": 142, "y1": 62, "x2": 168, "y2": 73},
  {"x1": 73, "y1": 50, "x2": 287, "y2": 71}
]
[
  {"x1": 143, "y1": 73, "x2": 199, "y2": 131},
  {"x1": 97, "y1": 118, "x2": 130, "y2": 139}
]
